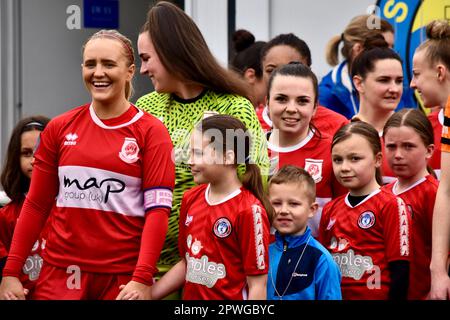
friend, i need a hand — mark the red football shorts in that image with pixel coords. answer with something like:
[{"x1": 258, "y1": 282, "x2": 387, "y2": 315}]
[{"x1": 31, "y1": 263, "x2": 132, "y2": 300}]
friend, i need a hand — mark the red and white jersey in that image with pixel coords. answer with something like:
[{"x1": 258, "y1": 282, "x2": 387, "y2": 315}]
[
  {"x1": 428, "y1": 109, "x2": 443, "y2": 178},
  {"x1": 312, "y1": 105, "x2": 349, "y2": 136},
  {"x1": 383, "y1": 175, "x2": 438, "y2": 299},
  {"x1": 268, "y1": 130, "x2": 346, "y2": 237},
  {"x1": 259, "y1": 105, "x2": 348, "y2": 137},
  {"x1": 0, "y1": 201, "x2": 50, "y2": 291},
  {"x1": 318, "y1": 189, "x2": 411, "y2": 300},
  {"x1": 33, "y1": 104, "x2": 174, "y2": 274},
  {"x1": 256, "y1": 104, "x2": 272, "y2": 134},
  {"x1": 179, "y1": 184, "x2": 270, "y2": 300}
]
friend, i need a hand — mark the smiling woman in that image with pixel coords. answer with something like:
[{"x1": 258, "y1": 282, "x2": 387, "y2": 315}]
[
  {"x1": 82, "y1": 30, "x2": 135, "y2": 119},
  {"x1": 265, "y1": 62, "x2": 345, "y2": 237},
  {"x1": 0, "y1": 30, "x2": 175, "y2": 300},
  {"x1": 135, "y1": 2, "x2": 269, "y2": 280}
]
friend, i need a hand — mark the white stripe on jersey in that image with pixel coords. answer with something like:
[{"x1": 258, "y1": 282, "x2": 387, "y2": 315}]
[
  {"x1": 57, "y1": 165, "x2": 144, "y2": 217},
  {"x1": 434, "y1": 169, "x2": 441, "y2": 181}
]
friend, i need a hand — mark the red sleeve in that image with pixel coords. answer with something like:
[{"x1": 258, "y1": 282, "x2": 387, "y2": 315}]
[
  {"x1": 381, "y1": 196, "x2": 411, "y2": 262},
  {"x1": 3, "y1": 121, "x2": 59, "y2": 277},
  {"x1": 425, "y1": 182, "x2": 438, "y2": 235},
  {"x1": 236, "y1": 203, "x2": 270, "y2": 275},
  {"x1": 132, "y1": 119, "x2": 175, "y2": 285},
  {"x1": 141, "y1": 120, "x2": 175, "y2": 211},
  {"x1": 132, "y1": 207, "x2": 169, "y2": 285},
  {"x1": 177, "y1": 195, "x2": 189, "y2": 259},
  {"x1": 318, "y1": 200, "x2": 332, "y2": 246},
  {"x1": 0, "y1": 204, "x2": 17, "y2": 259}
]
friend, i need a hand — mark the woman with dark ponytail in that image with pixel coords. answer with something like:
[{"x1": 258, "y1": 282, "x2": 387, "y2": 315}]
[
  {"x1": 150, "y1": 114, "x2": 271, "y2": 300},
  {"x1": 319, "y1": 14, "x2": 414, "y2": 119}
]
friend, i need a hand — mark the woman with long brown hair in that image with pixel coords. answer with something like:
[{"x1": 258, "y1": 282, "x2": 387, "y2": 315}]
[{"x1": 136, "y1": 1, "x2": 268, "y2": 282}]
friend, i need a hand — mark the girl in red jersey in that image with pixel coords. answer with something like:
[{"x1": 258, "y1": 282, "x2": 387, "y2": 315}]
[
  {"x1": 266, "y1": 62, "x2": 345, "y2": 237},
  {"x1": 410, "y1": 20, "x2": 450, "y2": 300},
  {"x1": 319, "y1": 121, "x2": 411, "y2": 300},
  {"x1": 0, "y1": 30, "x2": 175, "y2": 300},
  {"x1": 382, "y1": 109, "x2": 438, "y2": 299},
  {"x1": 151, "y1": 114, "x2": 271, "y2": 300},
  {"x1": 0, "y1": 116, "x2": 50, "y2": 297}
]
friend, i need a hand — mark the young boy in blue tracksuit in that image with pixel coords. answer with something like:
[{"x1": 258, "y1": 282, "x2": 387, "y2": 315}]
[{"x1": 267, "y1": 165, "x2": 341, "y2": 300}]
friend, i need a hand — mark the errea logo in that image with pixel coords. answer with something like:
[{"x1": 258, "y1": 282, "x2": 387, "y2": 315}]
[{"x1": 64, "y1": 133, "x2": 78, "y2": 146}]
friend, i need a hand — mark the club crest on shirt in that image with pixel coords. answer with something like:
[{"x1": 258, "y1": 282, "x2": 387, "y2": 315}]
[
  {"x1": 213, "y1": 217, "x2": 232, "y2": 238},
  {"x1": 358, "y1": 211, "x2": 376, "y2": 229},
  {"x1": 119, "y1": 137, "x2": 140, "y2": 164},
  {"x1": 304, "y1": 158, "x2": 323, "y2": 183}
]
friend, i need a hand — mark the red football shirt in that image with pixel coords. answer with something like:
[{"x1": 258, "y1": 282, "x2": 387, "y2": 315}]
[
  {"x1": 0, "y1": 200, "x2": 51, "y2": 291},
  {"x1": 3, "y1": 104, "x2": 175, "y2": 284},
  {"x1": 428, "y1": 109, "x2": 443, "y2": 178},
  {"x1": 268, "y1": 130, "x2": 346, "y2": 237},
  {"x1": 179, "y1": 184, "x2": 270, "y2": 300},
  {"x1": 312, "y1": 105, "x2": 349, "y2": 136},
  {"x1": 256, "y1": 104, "x2": 272, "y2": 134},
  {"x1": 383, "y1": 175, "x2": 438, "y2": 299},
  {"x1": 319, "y1": 189, "x2": 411, "y2": 300}
]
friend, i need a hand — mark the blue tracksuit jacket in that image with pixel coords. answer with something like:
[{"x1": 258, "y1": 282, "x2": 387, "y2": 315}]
[{"x1": 267, "y1": 227, "x2": 342, "y2": 300}]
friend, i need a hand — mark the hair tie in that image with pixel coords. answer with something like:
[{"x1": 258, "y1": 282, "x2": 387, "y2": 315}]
[{"x1": 25, "y1": 121, "x2": 44, "y2": 128}]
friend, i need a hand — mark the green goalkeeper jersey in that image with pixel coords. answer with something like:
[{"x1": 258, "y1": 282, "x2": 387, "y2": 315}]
[{"x1": 136, "y1": 90, "x2": 269, "y2": 268}]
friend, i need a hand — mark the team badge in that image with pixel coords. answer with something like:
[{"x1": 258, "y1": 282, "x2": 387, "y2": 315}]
[
  {"x1": 358, "y1": 211, "x2": 376, "y2": 229},
  {"x1": 119, "y1": 138, "x2": 140, "y2": 164},
  {"x1": 213, "y1": 217, "x2": 232, "y2": 238},
  {"x1": 304, "y1": 158, "x2": 323, "y2": 183}
]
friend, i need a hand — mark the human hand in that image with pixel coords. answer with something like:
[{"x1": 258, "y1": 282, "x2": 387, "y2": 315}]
[
  {"x1": 0, "y1": 276, "x2": 28, "y2": 300},
  {"x1": 115, "y1": 280, "x2": 152, "y2": 300},
  {"x1": 428, "y1": 271, "x2": 450, "y2": 300}
]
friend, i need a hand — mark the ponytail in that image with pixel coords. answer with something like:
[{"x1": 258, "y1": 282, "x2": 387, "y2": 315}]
[
  {"x1": 199, "y1": 114, "x2": 274, "y2": 222},
  {"x1": 242, "y1": 163, "x2": 274, "y2": 222},
  {"x1": 375, "y1": 167, "x2": 383, "y2": 186},
  {"x1": 325, "y1": 34, "x2": 342, "y2": 66},
  {"x1": 426, "y1": 165, "x2": 437, "y2": 179}
]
